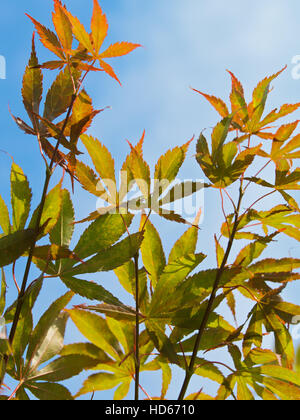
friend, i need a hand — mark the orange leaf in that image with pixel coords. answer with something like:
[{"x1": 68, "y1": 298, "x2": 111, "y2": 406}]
[
  {"x1": 64, "y1": 9, "x2": 94, "y2": 53},
  {"x1": 227, "y1": 70, "x2": 244, "y2": 96},
  {"x1": 100, "y1": 42, "x2": 141, "y2": 59},
  {"x1": 52, "y1": 0, "x2": 73, "y2": 51},
  {"x1": 91, "y1": 0, "x2": 108, "y2": 55},
  {"x1": 26, "y1": 13, "x2": 65, "y2": 60},
  {"x1": 192, "y1": 88, "x2": 229, "y2": 118},
  {"x1": 99, "y1": 59, "x2": 121, "y2": 85}
]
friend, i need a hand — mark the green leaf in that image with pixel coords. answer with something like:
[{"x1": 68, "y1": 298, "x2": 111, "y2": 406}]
[
  {"x1": 50, "y1": 189, "x2": 74, "y2": 249},
  {"x1": 22, "y1": 34, "x2": 43, "y2": 125},
  {"x1": 26, "y1": 292, "x2": 73, "y2": 372},
  {"x1": 80, "y1": 135, "x2": 117, "y2": 199},
  {"x1": 26, "y1": 382, "x2": 73, "y2": 401},
  {"x1": 8, "y1": 277, "x2": 43, "y2": 369},
  {"x1": 30, "y1": 183, "x2": 63, "y2": 237},
  {"x1": 43, "y1": 66, "x2": 80, "y2": 122},
  {"x1": 61, "y1": 276, "x2": 123, "y2": 306},
  {"x1": 158, "y1": 181, "x2": 204, "y2": 207},
  {"x1": 211, "y1": 117, "x2": 233, "y2": 159},
  {"x1": 243, "y1": 306, "x2": 263, "y2": 357},
  {"x1": 27, "y1": 354, "x2": 95, "y2": 382},
  {"x1": 244, "y1": 348, "x2": 279, "y2": 367},
  {"x1": 169, "y1": 214, "x2": 200, "y2": 264},
  {"x1": 140, "y1": 215, "x2": 166, "y2": 287},
  {"x1": 75, "y1": 161, "x2": 103, "y2": 196},
  {"x1": 154, "y1": 141, "x2": 192, "y2": 195},
  {"x1": 11, "y1": 163, "x2": 32, "y2": 232},
  {"x1": 262, "y1": 377, "x2": 300, "y2": 401},
  {"x1": 76, "y1": 372, "x2": 121, "y2": 398},
  {"x1": 0, "y1": 229, "x2": 36, "y2": 268},
  {"x1": 83, "y1": 303, "x2": 137, "y2": 322},
  {"x1": 0, "y1": 195, "x2": 10, "y2": 235},
  {"x1": 74, "y1": 213, "x2": 133, "y2": 260},
  {"x1": 68, "y1": 309, "x2": 122, "y2": 360},
  {"x1": 146, "y1": 321, "x2": 179, "y2": 364},
  {"x1": 264, "y1": 310, "x2": 294, "y2": 368},
  {"x1": 192, "y1": 357, "x2": 225, "y2": 384},
  {"x1": 159, "y1": 360, "x2": 172, "y2": 399},
  {"x1": 234, "y1": 234, "x2": 277, "y2": 268},
  {"x1": 253, "y1": 365, "x2": 300, "y2": 388},
  {"x1": 114, "y1": 380, "x2": 131, "y2": 400},
  {"x1": 149, "y1": 253, "x2": 206, "y2": 315},
  {"x1": 60, "y1": 342, "x2": 111, "y2": 364},
  {"x1": 214, "y1": 236, "x2": 225, "y2": 268},
  {"x1": 236, "y1": 376, "x2": 255, "y2": 400},
  {"x1": 128, "y1": 143, "x2": 151, "y2": 200},
  {"x1": 250, "y1": 67, "x2": 286, "y2": 129},
  {"x1": 68, "y1": 233, "x2": 143, "y2": 276}
]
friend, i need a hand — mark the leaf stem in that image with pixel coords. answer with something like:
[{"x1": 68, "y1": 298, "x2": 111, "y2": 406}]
[
  {"x1": 134, "y1": 252, "x2": 140, "y2": 401},
  {"x1": 177, "y1": 186, "x2": 244, "y2": 400}
]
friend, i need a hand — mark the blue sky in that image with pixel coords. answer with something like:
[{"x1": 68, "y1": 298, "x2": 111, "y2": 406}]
[{"x1": 0, "y1": 0, "x2": 299, "y2": 400}]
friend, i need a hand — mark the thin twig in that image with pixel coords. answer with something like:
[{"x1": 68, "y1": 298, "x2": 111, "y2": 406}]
[
  {"x1": 178, "y1": 185, "x2": 244, "y2": 400},
  {"x1": 134, "y1": 253, "x2": 140, "y2": 401}
]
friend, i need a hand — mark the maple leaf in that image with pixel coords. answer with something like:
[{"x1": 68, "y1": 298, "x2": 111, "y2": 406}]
[{"x1": 62, "y1": 0, "x2": 141, "y2": 84}]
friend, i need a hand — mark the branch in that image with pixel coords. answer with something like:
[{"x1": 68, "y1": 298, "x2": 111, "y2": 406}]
[{"x1": 178, "y1": 185, "x2": 244, "y2": 400}]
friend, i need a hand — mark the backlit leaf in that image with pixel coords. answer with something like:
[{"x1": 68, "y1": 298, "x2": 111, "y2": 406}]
[
  {"x1": 11, "y1": 163, "x2": 32, "y2": 232},
  {"x1": 140, "y1": 215, "x2": 166, "y2": 287}
]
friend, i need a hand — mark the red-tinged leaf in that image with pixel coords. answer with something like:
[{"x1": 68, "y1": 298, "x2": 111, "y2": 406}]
[
  {"x1": 9, "y1": 110, "x2": 36, "y2": 136},
  {"x1": 227, "y1": 70, "x2": 244, "y2": 96},
  {"x1": 274, "y1": 121, "x2": 299, "y2": 142},
  {"x1": 230, "y1": 89, "x2": 248, "y2": 124},
  {"x1": 99, "y1": 59, "x2": 121, "y2": 85},
  {"x1": 250, "y1": 67, "x2": 287, "y2": 129},
  {"x1": 52, "y1": 0, "x2": 73, "y2": 51},
  {"x1": 91, "y1": 0, "x2": 108, "y2": 55},
  {"x1": 252, "y1": 67, "x2": 286, "y2": 110},
  {"x1": 26, "y1": 14, "x2": 65, "y2": 60},
  {"x1": 259, "y1": 103, "x2": 300, "y2": 128},
  {"x1": 36, "y1": 60, "x2": 66, "y2": 70},
  {"x1": 191, "y1": 88, "x2": 229, "y2": 118},
  {"x1": 35, "y1": 114, "x2": 82, "y2": 155},
  {"x1": 64, "y1": 9, "x2": 94, "y2": 53},
  {"x1": 65, "y1": 89, "x2": 102, "y2": 138},
  {"x1": 100, "y1": 42, "x2": 141, "y2": 59},
  {"x1": 40, "y1": 137, "x2": 69, "y2": 173},
  {"x1": 22, "y1": 34, "x2": 43, "y2": 125},
  {"x1": 226, "y1": 291, "x2": 237, "y2": 323},
  {"x1": 72, "y1": 62, "x2": 102, "y2": 72}
]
